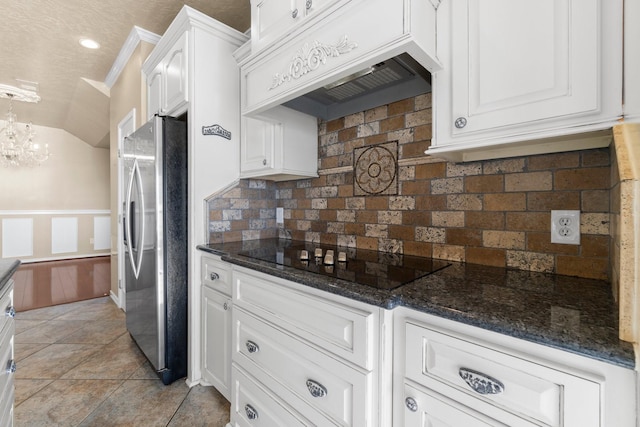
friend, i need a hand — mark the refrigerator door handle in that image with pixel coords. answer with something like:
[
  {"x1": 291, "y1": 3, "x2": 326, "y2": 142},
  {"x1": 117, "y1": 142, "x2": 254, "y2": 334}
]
[
  {"x1": 125, "y1": 159, "x2": 145, "y2": 279},
  {"x1": 135, "y1": 160, "x2": 146, "y2": 277}
]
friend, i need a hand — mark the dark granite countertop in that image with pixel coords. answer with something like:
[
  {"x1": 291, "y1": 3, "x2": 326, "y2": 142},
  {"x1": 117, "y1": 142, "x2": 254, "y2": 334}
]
[
  {"x1": 198, "y1": 239, "x2": 635, "y2": 369},
  {"x1": 0, "y1": 259, "x2": 21, "y2": 293}
]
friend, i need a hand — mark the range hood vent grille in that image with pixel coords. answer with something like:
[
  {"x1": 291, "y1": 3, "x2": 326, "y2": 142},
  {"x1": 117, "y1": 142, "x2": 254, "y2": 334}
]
[{"x1": 283, "y1": 53, "x2": 432, "y2": 121}]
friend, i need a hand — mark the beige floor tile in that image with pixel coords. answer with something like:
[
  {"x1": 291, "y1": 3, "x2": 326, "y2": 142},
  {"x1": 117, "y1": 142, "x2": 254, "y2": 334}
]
[
  {"x1": 14, "y1": 379, "x2": 123, "y2": 426},
  {"x1": 16, "y1": 343, "x2": 102, "y2": 379},
  {"x1": 14, "y1": 342, "x2": 48, "y2": 361},
  {"x1": 167, "y1": 385, "x2": 230, "y2": 427},
  {"x1": 15, "y1": 319, "x2": 87, "y2": 344},
  {"x1": 14, "y1": 319, "x2": 46, "y2": 335},
  {"x1": 15, "y1": 302, "x2": 79, "y2": 321},
  {"x1": 14, "y1": 379, "x2": 53, "y2": 406},
  {"x1": 78, "y1": 379, "x2": 190, "y2": 426},
  {"x1": 61, "y1": 335, "x2": 147, "y2": 380},
  {"x1": 129, "y1": 360, "x2": 161, "y2": 380},
  {"x1": 56, "y1": 298, "x2": 125, "y2": 321},
  {"x1": 56, "y1": 320, "x2": 127, "y2": 345}
]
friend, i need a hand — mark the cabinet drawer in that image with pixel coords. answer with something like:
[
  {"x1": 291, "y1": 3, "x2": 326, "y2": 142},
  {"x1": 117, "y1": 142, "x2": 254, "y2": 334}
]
[
  {"x1": 0, "y1": 281, "x2": 14, "y2": 336},
  {"x1": 0, "y1": 319, "x2": 15, "y2": 403},
  {"x1": 232, "y1": 365, "x2": 310, "y2": 427},
  {"x1": 405, "y1": 322, "x2": 601, "y2": 427},
  {"x1": 234, "y1": 269, "x2": 376, "y2": 369},
  {"x1": 202, "y1": 256, "x2": 232, "y2": 295},
  {"x1": 234, "y1": 307, "x2": 373, "y2": 426},
  {"x1": 403, "y1": 382, "x2": 518, "y2": 427}
]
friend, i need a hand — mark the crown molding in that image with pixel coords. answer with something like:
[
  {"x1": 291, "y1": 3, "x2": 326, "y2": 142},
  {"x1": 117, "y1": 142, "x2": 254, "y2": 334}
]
[{"x1": 105, "y1": 26, "x2": 161, "y2": 88}]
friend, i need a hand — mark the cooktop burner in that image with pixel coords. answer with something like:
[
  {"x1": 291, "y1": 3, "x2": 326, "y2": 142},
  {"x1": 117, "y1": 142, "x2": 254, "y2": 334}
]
[{"x1": 238, "y1": 241, "x2": 450, "y2": 290}]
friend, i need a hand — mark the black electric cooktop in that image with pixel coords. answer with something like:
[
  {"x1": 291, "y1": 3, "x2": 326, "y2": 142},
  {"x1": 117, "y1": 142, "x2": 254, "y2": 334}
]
[{"x1": 238, "y1": 242, "x2": 450, "y2": 290}]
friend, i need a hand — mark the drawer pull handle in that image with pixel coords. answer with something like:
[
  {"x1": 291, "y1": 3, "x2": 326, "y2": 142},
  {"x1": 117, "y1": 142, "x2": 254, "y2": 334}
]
[
  {"x1": 246, "y1": 340, "x2": 260, "y2": 354},
  {"x1": 405, "y1": 396, "x2": 418, "y2": 412},
  {"x1": 5, "y1": 359, "x2": 16, "y2": 374},
  {"x1": 459, "y1": 367, "x2": 504, "y2": 395},
  {"x1": 306, "y1": 379, "x2": 327, "y2": 398},
  {"x1": 306, "y1": 0, "x2": 312, "y2": 9},
  {"x1": 291, "y1": 8, "x2": 298, "y2": 18},
  {"x1": 209, "y1": 272, "x2": 219, "y2": 281},
  {"x1": 245, "y1": 404, "x2": 259, "y2": 420},
  {"x1": 4, "y1": 305, "x2": 15, "y2": 318}
]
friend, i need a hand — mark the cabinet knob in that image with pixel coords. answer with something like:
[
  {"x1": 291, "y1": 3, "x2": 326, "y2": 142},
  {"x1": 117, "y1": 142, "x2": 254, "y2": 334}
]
[
  {"x1": 306, "y1": 0, "x2": 313, "y2": 9},
  {"x1": 209, "y1": 272, "x2": 219, "y2": 281},
  {"x1": 454, "y1": 117, "x2": 468, "y2": 129},
  {"x1": 5, "y1": 359, "x2": 16, "y2": 374},
  {"x1": 262, "y1": 158, "x2": 267, "y2": 166},
  {"x1": 459, "y1": 367, "x2": 504, "y2": 395},
  {"x1": 4, "y1": 305, "x2": 15, "y2": 318},
  {"x1": 246, "y1": 340, "x2": 260, "y2": 354},
  {"x1": 292, "y1": 8, "x2": 298, "y2": 18},
  {"x1": 306, "y1": 379, "x2": 327, "y2": 398},
  {"x1": 405, "y1": 396, "x2": 418, "y2": 412},
  {"x1": 245, "y1": 404, "x2": 259, "y2": 420},
  {"x1": 223, "y1": 302, "x2": 229, "y2": 311}
]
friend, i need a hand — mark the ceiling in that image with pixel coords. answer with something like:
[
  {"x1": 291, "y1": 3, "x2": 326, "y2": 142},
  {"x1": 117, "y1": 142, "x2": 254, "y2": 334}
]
[{"x1": 0, "y1": 0, "x2": 250, "y2": 149}]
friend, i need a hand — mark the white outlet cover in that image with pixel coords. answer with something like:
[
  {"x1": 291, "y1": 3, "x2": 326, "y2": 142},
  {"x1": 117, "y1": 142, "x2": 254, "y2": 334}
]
[
  {"x1": 276, "y1": 207, "x2": 284, "y2": 224},
  {"x1": 551, "y1": 210, "x2": 580, "y2": 245}
]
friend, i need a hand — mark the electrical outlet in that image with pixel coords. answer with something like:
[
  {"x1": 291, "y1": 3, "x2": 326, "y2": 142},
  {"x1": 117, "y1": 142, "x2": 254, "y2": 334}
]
[
  {"x1": 276, "y1": 207, "x2": 284, "y2": 224},
  {"x1": 551, "y1": 210, "x2": 580, "y2": 245}
]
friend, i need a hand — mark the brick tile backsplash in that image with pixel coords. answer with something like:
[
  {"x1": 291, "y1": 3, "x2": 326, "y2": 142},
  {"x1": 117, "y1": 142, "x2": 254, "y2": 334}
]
[{"x1": 207, "y1": 94, "x2": 615, "y2": 281}]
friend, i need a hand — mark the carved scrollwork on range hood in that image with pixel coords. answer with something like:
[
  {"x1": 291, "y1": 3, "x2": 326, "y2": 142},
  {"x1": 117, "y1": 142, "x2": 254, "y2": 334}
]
[{"x1": 269, "y1": 35, "x2": 358, "y2": 90}]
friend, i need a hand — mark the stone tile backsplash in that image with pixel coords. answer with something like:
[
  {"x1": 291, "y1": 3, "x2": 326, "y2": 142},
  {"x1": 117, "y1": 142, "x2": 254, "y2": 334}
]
[{"x1": 208, "y1": 93, "x2": 614, "y2": 281}]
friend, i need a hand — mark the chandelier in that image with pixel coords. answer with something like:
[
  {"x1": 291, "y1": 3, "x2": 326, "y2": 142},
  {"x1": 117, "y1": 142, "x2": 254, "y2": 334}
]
[{"x1": 0, "y1": 85, "x2": 51, "y2": 167}]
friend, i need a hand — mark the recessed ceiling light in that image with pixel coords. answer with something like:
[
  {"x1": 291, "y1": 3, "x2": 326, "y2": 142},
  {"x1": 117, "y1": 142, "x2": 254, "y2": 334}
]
[{"x1": 79, "y1": 38, "x2": 100, "y2": 49}]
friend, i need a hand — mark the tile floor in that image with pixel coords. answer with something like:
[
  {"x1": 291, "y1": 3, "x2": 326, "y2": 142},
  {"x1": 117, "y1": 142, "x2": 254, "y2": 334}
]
[{"x1": 14, "y1": 296, "x2": 231, "y2": 426}]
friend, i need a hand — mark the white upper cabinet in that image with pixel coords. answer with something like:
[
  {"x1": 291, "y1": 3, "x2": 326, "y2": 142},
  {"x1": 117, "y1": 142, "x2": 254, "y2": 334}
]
[
  {"x1": 146, "y1": 32, "x2": 188, "y2": 120},
  {"x1": 428, "y1": 0, "x2": 624, "y2": 162},
  {"x1": 251, "y1": 0, "x2": 331, "y2": 52},
  {"x1": 240, "y1": 106, "x2": 318, "y2": 181}
]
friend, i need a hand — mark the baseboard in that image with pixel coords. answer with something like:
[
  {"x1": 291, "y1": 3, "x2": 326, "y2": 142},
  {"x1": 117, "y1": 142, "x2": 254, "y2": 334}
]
[
  {"x1": 18, "y1": 253, "x2": 111, "y2": 264},
  {"x1": 110, "y1": 290, "x2": 122, "y2": 310}
]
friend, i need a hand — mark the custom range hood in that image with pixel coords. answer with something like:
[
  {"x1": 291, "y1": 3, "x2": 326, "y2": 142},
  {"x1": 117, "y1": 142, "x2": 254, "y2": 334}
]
[
  {"x1": 237, "y1": 0, "x2": 442, "y2": 119},
  {"x1": 283, "y1": 53, "x2": 431, "y2": 121}
]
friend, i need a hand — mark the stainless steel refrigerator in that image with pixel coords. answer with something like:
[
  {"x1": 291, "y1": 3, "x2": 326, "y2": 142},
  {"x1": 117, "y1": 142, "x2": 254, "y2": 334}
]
[{"x1": 123, "y1": 115, "x2": 187, "y2": 385}]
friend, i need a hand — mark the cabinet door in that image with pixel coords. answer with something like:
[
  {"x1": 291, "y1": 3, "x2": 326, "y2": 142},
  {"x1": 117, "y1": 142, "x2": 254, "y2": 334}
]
[
  {"x1": 146, "y1": 65, "x2": 163, "y2": 120},
  {"x1": 448, "y1": 0, "x2": 599, "y2": 136},
  {"x1": 202, "y1": 286, "x2": 231, "y2": 399},
  {"x1": 163, "y1": 32, "x2": 188, "y2": 115},
  {"x1": 251, "y1": 0, "x2": 302, "y2": 50},
  {"x1": 241, "y1": 116, "x2": 279, "y2": 174}
]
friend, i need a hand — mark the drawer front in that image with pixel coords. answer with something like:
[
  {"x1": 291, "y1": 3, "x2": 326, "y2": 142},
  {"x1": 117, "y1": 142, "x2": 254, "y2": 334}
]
[
  {"x1": 234, "y1": 307, "x2": 373, "y2": 426},
  {"x1": 0, "y1": 281, "x2": 14, "y2": 336},
  {"x1": 202, "y1": 256, "x2": 232, "y2": 295},
  {"x1": 405, "y1": 322, "x2": 601, "y2": 427},
  {"x1": 402, "y1": 382, "x2": 515, "y2": 427},
  {"x1": 232, "y1": 365, "x2": 310, "y2": 427},
  {"x1": 234, "y1": 269, "x2": 376, "y2": 369},
  {"x1": 0, "y1": 320, "x2": 15, "y2": 405}
]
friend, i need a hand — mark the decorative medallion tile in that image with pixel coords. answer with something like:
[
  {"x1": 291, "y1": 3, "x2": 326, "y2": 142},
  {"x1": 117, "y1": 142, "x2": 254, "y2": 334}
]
[{"x1": 354, "y1": 141, "x2": 398, "y2": 196}]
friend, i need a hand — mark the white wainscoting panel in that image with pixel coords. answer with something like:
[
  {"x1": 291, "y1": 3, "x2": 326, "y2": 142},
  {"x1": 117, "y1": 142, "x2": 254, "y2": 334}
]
[
  {"x1": 2, "y1": 218, "x2": 33, "y2": 258},
  {"x1": 51, "y1": 217, "x2": 78, "y2": 254},
  {"x1": 93, "y1": 216, "x2": 111, "y2": 251}
]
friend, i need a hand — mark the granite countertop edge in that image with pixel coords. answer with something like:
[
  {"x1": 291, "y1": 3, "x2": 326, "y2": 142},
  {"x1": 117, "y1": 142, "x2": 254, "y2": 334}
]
[{"x1": 197, "y1": 244, "x2": 635, "y2": 369}]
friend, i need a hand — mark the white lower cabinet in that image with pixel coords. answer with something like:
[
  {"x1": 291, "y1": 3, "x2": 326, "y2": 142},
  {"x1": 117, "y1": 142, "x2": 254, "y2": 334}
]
[
  {"x1": 201, "y1": 255, "x2": 232, "y2": 400},
  {"x1": 231, "y1": 267, "x2": 388, "y2": 426},
  {"x1": 0, "y1": 279, "x2": 15, "y2": 427},
  {"x1": 394, "y1": 308, "x2": 637, "y2": 427}
]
